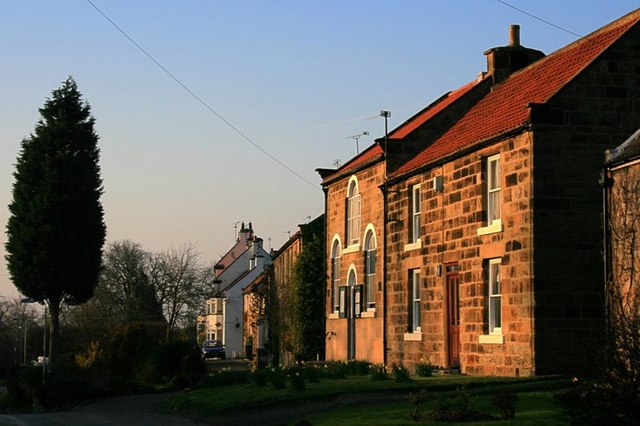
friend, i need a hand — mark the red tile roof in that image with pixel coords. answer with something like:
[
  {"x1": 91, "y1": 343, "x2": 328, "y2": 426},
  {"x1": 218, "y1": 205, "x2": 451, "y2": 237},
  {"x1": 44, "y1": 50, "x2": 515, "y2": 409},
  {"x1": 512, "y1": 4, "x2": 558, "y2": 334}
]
[
  {"x1": 392, "y1": 9, "x2": 640, "y2": 178},
  {"x1": 388, "y1": 77, "x2": 486, "y2": 140}
]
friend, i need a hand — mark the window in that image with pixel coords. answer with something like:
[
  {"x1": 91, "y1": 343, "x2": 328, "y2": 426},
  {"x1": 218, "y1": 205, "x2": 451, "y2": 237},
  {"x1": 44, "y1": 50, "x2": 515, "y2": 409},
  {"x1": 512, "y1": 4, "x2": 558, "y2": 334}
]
[
  {"x1": 487, "y1": 154, "x2": 501, "y2": 225},
  {"x1": 364, "y1": 230, "x2": 376, "y2": 309},
  {"x1": 347, "y1": 178, "x2": 361, "y2": 246},
  {"x1": 488, "y1": 259, "x2": 502, "y2": 334},
  {"x1": 331, "y1": 240, "x2": 341, "y2": 312},
  {"x1": 411, "y1": 185, "x2": 421, "y2": 243},
  {"x1": 409, "y1": 269, "x2": 421, "y2": 333}
]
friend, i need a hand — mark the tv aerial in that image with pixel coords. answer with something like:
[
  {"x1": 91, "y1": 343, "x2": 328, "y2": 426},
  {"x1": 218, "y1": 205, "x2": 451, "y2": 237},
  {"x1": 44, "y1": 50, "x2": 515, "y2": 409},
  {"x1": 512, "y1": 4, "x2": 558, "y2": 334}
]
[{"x1": 345, "y1": 131, "x2": 369, "y2": 154}]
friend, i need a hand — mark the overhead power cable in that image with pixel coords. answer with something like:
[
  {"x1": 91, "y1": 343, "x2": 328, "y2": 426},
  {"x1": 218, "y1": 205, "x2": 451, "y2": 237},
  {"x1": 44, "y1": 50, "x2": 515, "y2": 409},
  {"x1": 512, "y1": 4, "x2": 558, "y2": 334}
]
[
  {"x1": 495, "y1": 0, "x2": 583, "y2": 38},
  {"x1": 84, "y1": 0, "x2": 320, "y2": 191}
]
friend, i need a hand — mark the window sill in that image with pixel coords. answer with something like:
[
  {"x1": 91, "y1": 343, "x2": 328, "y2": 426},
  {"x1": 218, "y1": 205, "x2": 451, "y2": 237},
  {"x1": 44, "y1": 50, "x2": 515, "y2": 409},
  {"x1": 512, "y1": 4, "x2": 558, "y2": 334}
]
[
  {"x1": 479, "y1": 334, "x2": 504, "y2": 344},
  {"x1": 403, "y1": 331, "x2": 422, "y2": 341},
  {"x1": 477, "y1": 220, "x2": 503, "y2": 236},
  {"x1": 361, "y1": 310, "x2": 375, "y2": 318},
  {"x1": 342, "y1": 243, "x2": 361, "y2": 254},
  {"x1": 403, "y1": 239, "x2": 422, "y2": 252},
  {"x1": 328, "y1": 312, "x2": 339, "y2": 320}
]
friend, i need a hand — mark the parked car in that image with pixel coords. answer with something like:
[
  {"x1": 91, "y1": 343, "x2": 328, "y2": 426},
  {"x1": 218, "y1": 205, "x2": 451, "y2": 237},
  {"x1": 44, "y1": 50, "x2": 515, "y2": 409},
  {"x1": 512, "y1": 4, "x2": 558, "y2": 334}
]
[{"x1": 201, "y1": 340, "x2": 225, "y2": 360}]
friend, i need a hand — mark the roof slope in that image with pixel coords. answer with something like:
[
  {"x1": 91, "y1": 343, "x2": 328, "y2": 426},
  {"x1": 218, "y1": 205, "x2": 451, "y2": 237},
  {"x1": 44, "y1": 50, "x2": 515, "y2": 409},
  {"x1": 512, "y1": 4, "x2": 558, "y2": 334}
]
[
  {"x1": 320, "y1": 142, "x2": 384, "y2": 185},
  {"x1": 392, "y1": 8, "x2": 640, "y2": 178},
  {"x1": 606, "y1": 128, "x2": 640, "y2": 165},
  {"x1": 388, "y1": 78, "x2": 486, "y2": 140}
]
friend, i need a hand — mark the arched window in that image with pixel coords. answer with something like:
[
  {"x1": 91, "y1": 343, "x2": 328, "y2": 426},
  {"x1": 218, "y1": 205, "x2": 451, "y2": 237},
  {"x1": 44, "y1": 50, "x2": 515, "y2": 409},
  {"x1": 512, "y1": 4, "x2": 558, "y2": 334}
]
[
  {"x1": 346, "y1": 178, "x2": 361, "y2": 246},
  {"x1": 331, "y1": 239, "x2": 341, "y2": 312},
  {"x1": 364, "y1": 229, "x2": 376, "y2": 309}
]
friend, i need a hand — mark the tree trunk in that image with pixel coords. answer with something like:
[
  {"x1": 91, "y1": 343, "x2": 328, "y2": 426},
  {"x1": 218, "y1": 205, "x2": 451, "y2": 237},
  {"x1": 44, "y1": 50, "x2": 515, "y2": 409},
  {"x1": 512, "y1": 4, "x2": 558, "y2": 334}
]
[{"x1": 47, "y1": 300, "x2": 61, "y2": 363}]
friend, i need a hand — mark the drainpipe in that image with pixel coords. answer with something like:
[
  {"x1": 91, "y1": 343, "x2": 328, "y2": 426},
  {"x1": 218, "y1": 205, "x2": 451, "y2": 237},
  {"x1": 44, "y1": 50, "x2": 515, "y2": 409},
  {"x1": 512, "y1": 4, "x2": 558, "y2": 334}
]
[
  {"x1": 382, "y1": 180, "x2": 389, "y2": 366},
  {"x1": 599, "y1": 164, "x2": 614, "y2": 334},
  {"x1": 322, "y1": 185, "x2": 329, "y2": 359}
]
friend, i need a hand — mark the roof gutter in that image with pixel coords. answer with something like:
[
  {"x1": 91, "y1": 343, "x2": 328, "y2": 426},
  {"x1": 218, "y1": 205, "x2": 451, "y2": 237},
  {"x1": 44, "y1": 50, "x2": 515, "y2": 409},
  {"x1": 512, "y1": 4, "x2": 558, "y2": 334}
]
[{"x1": 387, "y1": 123, "x2": 531, "y2": 186}]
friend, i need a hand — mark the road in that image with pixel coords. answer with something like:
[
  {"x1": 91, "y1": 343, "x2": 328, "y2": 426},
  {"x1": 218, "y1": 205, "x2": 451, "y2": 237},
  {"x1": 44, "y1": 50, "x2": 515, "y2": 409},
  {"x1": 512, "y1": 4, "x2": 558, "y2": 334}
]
[
  {"x1": 0, "y1": 392, "x2": 209, "y2": 426},
  {"x1": 0, "y1": 360, "x2": 251, "y2": 425}
]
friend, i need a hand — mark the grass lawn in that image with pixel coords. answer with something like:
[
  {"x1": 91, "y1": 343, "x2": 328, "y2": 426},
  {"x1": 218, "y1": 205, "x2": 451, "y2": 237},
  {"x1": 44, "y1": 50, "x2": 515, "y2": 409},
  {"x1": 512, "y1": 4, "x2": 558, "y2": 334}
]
[{"x1": 158, "y1": 373, "x2": 570, "y2": 425}]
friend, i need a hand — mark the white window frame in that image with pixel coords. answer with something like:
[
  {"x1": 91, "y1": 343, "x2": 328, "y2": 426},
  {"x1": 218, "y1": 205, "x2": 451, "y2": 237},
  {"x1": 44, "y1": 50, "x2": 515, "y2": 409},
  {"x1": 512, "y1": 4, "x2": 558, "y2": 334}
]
[
  {"x1": 478, "y1": 154, "x2": 503, "y2": 236},
  {"x1": 411, "y1": 184, "x2": 421, "y2": 243},
  {"x1": 488, "y1": 259, "x2": 502, "y2": 334},
  {"x1": 364, "y1": 229, "x2": 376, "y2": 311},
  {"x1": 411, "y1": 269, "x2": 421, "y2": 333},
  {"x1": 488, "y1": 154, "x2": 501, "y2": 225},
  {"x1": 480, "y1": 258, "x2": 504, "y2": 344},
  {"x1": 331, "y1": 239, "x2": 341, "y2": 314},
  {"x1": 347, "y1": 178, "x2": 361, "y2": 247}
]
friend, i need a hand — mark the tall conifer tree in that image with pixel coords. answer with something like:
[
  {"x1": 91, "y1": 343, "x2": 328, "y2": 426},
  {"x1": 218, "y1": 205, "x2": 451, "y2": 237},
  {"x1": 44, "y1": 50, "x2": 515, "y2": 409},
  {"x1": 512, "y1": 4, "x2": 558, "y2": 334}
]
[{"x1": 5, "y1": 77, "x2": 106, "y2": 360}]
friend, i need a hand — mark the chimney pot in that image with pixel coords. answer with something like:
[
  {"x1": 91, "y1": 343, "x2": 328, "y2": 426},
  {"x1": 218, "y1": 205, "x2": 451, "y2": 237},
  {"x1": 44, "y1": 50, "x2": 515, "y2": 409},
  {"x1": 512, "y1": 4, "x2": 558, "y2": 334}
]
[{"x1": 509, "y1": 24, "x2": 520, "y2": 47}]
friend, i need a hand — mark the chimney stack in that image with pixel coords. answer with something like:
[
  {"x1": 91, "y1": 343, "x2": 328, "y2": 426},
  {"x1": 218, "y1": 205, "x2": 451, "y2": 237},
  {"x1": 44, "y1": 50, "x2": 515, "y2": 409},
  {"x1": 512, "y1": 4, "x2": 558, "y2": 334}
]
[
  {"x1": 509, "y1": 24, "x2": 520, "y2": 47},
  {"x1": 484, "y1": 25, "x2": 544, "y2": 85}
]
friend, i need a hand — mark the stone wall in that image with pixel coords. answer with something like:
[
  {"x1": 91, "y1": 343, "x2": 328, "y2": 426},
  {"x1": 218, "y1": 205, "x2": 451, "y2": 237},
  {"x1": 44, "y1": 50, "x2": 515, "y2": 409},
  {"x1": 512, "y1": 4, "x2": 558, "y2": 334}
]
[
  {"x1": 324, "y1": 160, "x2": 386, "y2": 363},
  {"x1": 531, "y1": 24, "x2": 640, "y2": 374},
  {"x1": 386, "y1": 132, "x2": 535, "y2": 377}
]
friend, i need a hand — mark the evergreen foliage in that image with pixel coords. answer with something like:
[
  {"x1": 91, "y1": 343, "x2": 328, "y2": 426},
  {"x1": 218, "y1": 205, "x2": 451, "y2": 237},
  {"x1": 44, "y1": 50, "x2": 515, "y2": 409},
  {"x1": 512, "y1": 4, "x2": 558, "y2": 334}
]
[
  {"x1": 289, "y1": 217, "x2": 325, "y2": 360},
  {"x1": 5, "y1": 77, "x2": 106, "y2": 360}
]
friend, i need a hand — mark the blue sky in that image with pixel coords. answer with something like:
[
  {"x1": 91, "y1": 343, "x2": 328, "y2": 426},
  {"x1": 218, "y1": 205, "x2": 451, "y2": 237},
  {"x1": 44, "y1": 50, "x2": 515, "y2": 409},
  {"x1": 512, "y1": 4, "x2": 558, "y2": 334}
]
[{"x1": 1, "y1": 1, "x2": 637, "y2": 298}]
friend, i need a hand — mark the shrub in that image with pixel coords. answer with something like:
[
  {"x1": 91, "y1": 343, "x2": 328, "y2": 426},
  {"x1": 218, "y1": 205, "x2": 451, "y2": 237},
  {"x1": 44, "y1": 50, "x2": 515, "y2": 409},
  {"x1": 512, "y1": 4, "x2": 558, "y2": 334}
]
[
  {"x1": 322, "y1": 361, "x2": 348, "y2": 379},
  {"x1": 286, "y1": 367, "x2": 306, "y2": 390},
  {"x1": 415, "y1": 361, "x2": 434, "y2": 377},
  {"x1": 303, "y1": 364, "x2": 322, "y2": 383},
  {"x1": 391, "y1": 363, "x2": 411, "y2": 382},
  {"x1": 430, "y1": 386, "x2": 496, "y2": 422},
  {"x1": 369, "y1": 363, "x2": 388, "y2": 381},
  {"x1": 555, "y1": 378, "x2": 637, "y2": 425},
  {"x1": 408, "y1": 389, "x2": 428, "y2": 422},
  {"x1": 269, "y1": 368, "x2": 286, "y2": 389},
  {"x1": 492, "y1": 391, "x2": 518, "y2": 420},
  {"x1": 105, "y1": 323, "x2": 158, "y2": 380},
  {"x1": 250, "y1": 369, "x2": 268, "y2": 387},
  {"x1": 346, "y1": 360, "x2": 371, "y2": 376},
  {"x1": 205, "y1": 370, "x2": 250, "y2": 387},
  {"x1": 144, "y1": 340, "x2": 204, "y2": 384}
]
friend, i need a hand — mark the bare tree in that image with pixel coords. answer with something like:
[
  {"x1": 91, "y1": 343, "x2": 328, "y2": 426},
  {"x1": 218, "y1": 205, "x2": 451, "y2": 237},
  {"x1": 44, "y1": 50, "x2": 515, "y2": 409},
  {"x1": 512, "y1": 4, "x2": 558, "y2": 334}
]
[
  {"x1": 149, "y1": 244, "x2": 212, "y2": 340},
  {"x1": 0, "y1": 297, "x2": 39, "y2": 370},
  {"x1": 68, "y1": 240, "x2": 163, "y2": 337}
]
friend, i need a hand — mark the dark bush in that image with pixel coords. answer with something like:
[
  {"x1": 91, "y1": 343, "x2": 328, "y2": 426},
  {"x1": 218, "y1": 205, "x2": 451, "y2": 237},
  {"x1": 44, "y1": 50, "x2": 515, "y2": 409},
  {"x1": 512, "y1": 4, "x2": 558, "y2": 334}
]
[
  {"x1": 415, "y1": 361, "x2": 434, "y2": 377},
  {"x1": 286, "y1": 366, "x2": 306, "y2": 390},
  {"x1": 303, "y1": 364, "x2": 322, "y2": 383},
  {"x1": 391, "y1": 363, "x2": 411, "y2": 382},
  {"x1": 105, "y1": 323, "x2": 158, "y2": 380},
  {"x1": 346, "y1": 360, "x2": 371, "y2": 376},
  {"x1": 251, "y1": 369, "x2": 268, "y2": 387},
  {"x1": 369, "y1": 363, "x2": 388, "y2": 381},
  {"x1": 141, "y1": 340, "x2": 204, "y2": 385},
  {"x1": 430, "y1": 386, "x2": 497, "y2": 422},
  {"x1": 492, "y1": 391, "x2": 518, "y2": 420},
  {"x1": 269, "y1": 368, "x2": 287, "y2": 389},
  {"x1": 322, "y1": 361, "x2": 348, "y2": 379}
]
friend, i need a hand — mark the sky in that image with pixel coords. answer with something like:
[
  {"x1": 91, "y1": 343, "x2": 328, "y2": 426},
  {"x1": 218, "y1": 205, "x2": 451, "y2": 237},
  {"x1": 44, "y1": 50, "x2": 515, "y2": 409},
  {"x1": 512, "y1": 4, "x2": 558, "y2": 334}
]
[{"x1": 1, "y1": 0, "x2": 637, "y2": 299}]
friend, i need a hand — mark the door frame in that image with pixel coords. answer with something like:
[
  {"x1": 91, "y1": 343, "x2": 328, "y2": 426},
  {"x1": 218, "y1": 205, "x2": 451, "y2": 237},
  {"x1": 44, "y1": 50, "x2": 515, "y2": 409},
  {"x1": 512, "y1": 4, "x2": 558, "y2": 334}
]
[{"x1": 445, "y1": 263, "x2": 461, "y2": 368}]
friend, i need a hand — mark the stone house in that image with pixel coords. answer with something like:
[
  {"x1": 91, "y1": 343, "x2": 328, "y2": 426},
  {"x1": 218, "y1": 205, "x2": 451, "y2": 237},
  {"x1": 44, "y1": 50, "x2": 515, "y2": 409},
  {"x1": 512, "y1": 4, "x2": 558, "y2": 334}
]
[
  {"x1": 319, "y1": 9, "x2": 640, "y2": 376},
  {"x1": 203, "y1": 222, "x2": 272, "y2": 358},
  {"x1": 269, "y1": 214, "x2": 325, "y2": 365},
  {"x1": 242, "y1": 269, "x2": 269, "y2": 359},
  {"x1": 318, "y1": 143, "x2": 386, "y2": 363},
  {"x1": 603, "y1": 129, "x2": 640, "y2": 331}
]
